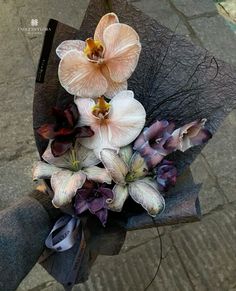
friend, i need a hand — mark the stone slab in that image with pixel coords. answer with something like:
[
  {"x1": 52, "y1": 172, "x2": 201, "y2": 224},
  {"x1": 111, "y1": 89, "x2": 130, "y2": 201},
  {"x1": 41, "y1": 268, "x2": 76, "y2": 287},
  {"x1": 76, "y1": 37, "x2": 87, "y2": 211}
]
[
  {"x1": 170, "y1": 202, "x2": 236, "y2": 291},
  {"x1": 0, "y1": 2, "x2": 35, "y2": 82},
  {"x1": 171, "y1": 0, "x2": 217, "y2": 18},
  {"x1": 201, "y1": 110, "x2": 236, "y2": 202},
  {"x1": 128, "y1": 0, "x2": 189, "y2": 35},
  {"x1": 13, "y1": 0, "x2": 89, "y2": 66},
  {"x1": 190, "y1": 15, "x2": 236, "y2": 65}
]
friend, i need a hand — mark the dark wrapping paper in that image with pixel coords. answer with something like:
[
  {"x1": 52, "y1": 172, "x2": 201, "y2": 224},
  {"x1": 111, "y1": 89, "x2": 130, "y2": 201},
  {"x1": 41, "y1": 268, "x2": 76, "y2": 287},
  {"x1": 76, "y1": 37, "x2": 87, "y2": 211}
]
[{"x1": 33, "y1": 0, "x2": 236, "y2": 287}]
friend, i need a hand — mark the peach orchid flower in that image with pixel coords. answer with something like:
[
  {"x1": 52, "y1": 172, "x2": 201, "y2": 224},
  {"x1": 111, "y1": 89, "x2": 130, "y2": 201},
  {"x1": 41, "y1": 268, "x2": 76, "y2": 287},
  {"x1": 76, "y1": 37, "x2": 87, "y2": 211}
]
[
  {"x1": 74, "y1": 90, "x2": 146, "y2": 156},
  {"x1": 56, "y1": 13, "x2": 141, "y2": 98}
]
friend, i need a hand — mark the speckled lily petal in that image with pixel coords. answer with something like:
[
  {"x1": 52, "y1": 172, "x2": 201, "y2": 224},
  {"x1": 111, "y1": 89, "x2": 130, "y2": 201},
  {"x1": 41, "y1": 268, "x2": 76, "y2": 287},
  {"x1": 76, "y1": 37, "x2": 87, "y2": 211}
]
[
  {"x1": 129, "y1": 152, "x2": 148, "y2": 179},
  {"x1": 82, "y1": 166, "x2": 112, "y2": 184},
  {"x1": 51, "y1": 170, "x2": 86, "y2": 207},
  {"x1": 108, "y1": 184, "x2": 129, "y2": 212},
  {"x1": 100, "y1": 149, "x2": 128, "y2": 184},
  {"x1": 76, "y1": 143, "x2": 100, "y2": 168},
  {"x1": 33, "y1": 161, "x2": 59, "y2": 181},
  {"x1": 119, "y1": 145, "x2": 133, "y2": 166},
  {"x1": 129, "y1": 179, "x2": 165, "y2": 217}
]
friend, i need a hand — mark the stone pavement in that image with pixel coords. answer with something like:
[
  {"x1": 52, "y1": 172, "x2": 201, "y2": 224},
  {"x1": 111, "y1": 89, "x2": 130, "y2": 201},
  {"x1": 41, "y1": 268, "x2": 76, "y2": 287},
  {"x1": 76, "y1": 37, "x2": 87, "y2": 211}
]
[{"x1": 0, "y1": 0, "x2": 235, "y2": 290}]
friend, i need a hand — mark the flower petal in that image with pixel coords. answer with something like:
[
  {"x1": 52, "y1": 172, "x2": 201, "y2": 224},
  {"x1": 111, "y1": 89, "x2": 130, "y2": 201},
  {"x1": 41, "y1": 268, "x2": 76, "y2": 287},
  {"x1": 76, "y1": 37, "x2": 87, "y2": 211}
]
[
  {"x1": 89, "y1": 197, "x2": 105, "y2": 213},
  {"x1": 56, "y1": 40, "x2": 86, "y2": 59},
  {"x1": 108, "y1": 90, "x2": 146, "y2": 147},
  {"x1": 74, "y1": 97, "x2": 96, "y2": 126},
  {"x1": 33, "y1": 161, "x2": 59, "y2": 180},
  {"x1": 58, "y1": 50, "x2": 108, "y2": 97},
  {"x1": 94, "y1": 208, "x2": 108, "y2": 226},
  {"x1": 76, "y1": 142, "x2": 100, "y2": 167},
  {"x1": 101, "y1": 65, "x2": 127, "y2": 98},
  {"x1": 104, "y1": 23, "x2": 141, "y2": 82},
  {"x1": 171, "y1": 119, "x2": 212, "y2": 152},
  {"x1": 42, "y1": 141, "x2": 71, "y2": 168},
  {"x1": 107, "y1": 184, "x2": 129, "y2": 212},
  {"x1": 128, "y1": 152, "x2": 148, "y2": 179},
  {"x1": 94, "y1": 13, "x2": 119, "y2": 43},
  {"x1": 100, "y1": 148, "x2": 128, "y2": 184},
  {"x1": 51, "y1": 170, "x2": 86, "y2": 207},
  {"x1": 82, "y1": 166, "x2": 112, "y2": 184},
  {"x1": 128, "y1": 179, "x2": 165, "y2": 217},
  {"x1": 51, "y1": 138, "x2": 72, "y2": 157},
  {"x1": 37, "y1": 124, "x2": 57, "y2": 139},
  {"x1": 119, "y1": 145, "x2": 133, "y2": 166}
]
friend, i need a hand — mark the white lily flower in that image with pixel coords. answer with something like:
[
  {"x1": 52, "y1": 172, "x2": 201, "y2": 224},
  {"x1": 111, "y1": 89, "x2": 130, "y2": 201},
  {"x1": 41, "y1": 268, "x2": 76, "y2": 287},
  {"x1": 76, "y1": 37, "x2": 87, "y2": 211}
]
[
  {"x1": 74, "y1": 90, "x2": 146, "y2": 156},
  {"x1": 33, "y1": 141, "x2": 112, "y2": 207},
  {"x1": 100, "y1": 147, "x2": 165, "y2": 216}
]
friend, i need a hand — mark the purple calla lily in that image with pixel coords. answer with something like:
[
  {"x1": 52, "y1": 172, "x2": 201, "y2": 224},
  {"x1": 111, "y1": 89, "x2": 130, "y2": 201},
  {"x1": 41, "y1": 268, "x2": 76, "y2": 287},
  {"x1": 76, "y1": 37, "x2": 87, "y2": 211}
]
[
  {"x1": 75, "y1": 181, "x2": 114, "y2": 226},
  {"x1": 156, "y1": 160, "x2": 177, "y2": 192}
]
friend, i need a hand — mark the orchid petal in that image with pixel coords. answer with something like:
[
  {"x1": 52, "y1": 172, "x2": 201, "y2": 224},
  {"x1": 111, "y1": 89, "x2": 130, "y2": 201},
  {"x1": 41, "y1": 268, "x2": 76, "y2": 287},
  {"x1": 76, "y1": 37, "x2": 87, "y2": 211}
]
[
  {"x1": 94, "y1": 13, "x2": 119, "y2": 43},
  {"x1": 51, "y1": 170, "x2": 86, "y2": 207},
  {"x1": 101, "y1": 65, "x2": 127, "y2": 98},
  {"x1": 32, "y1": 161, "x2": 59, "y2": 180},
  {"x1": 108, "y1": 90, "x2": 146, "y2": 147},
  {"x1": 128, "y1": 179, "x2": 165, "y2": 217},
  {"x1": 56, "y1": 40, "x2": 86, "y2": 59},
  {"x1": 74, "y1": 97, "x2": 96, "y2": 126},
  {"x1": 128, "y1": 152, "x2": 148, "y2": 179},
  {"x1": 119, "y1": 145, "x2": 133, "y2": 166},
  {"x1": 103, "y1": 23, "x2": 141, "y2": 82},
  {"x1": 58, "y1": 50, "x2": 108, "y2": 97},
  {"x1": 107, "y1": 184, "x2": 129, "y2": 212},
  {"x1": 79, "y1": 121, "x2": 117, "y2": 156},
  {"x1": 100, "y1": 149, "x2": 128, "y2": 184},
  {"x1": 82, "y1": 166, "x2": 112, "y2": 184}
]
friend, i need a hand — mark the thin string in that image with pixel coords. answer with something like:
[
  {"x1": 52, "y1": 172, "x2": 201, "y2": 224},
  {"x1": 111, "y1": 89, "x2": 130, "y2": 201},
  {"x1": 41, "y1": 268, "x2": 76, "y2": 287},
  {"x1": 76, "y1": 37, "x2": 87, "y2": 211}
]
[{"x1": 143, "y1": 218, "x2": 163, "y2": 291}]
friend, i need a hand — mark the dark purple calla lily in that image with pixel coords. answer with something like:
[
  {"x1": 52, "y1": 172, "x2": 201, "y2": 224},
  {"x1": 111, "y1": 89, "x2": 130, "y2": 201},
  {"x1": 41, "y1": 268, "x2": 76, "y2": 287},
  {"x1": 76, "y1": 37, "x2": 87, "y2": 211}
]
[
  {"x1": 134, "y1": 119, "x2": 212, "y2": 170},
  {"x1": 75, "y1": 181, "x2": 114, "y2": 226},
  {"x1": 156, "y1": 160, "x2": 177, "y2": 192},
  {"x1": 37, "y1": 104, "x2": 94, "y2": 157}
]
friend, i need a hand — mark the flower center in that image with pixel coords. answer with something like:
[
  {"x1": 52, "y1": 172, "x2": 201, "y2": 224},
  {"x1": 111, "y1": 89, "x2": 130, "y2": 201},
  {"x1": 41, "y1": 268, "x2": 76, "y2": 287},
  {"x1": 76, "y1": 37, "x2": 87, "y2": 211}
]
[
  {"x1": 69, "y1": 149, "x2": 80, "y2": 171},
  {"x1": 92, "y1": 96, "x2": 111, "y2": 119},
  {"x1": 84, "y1": 38, "x2": 104, "y2": 61}
]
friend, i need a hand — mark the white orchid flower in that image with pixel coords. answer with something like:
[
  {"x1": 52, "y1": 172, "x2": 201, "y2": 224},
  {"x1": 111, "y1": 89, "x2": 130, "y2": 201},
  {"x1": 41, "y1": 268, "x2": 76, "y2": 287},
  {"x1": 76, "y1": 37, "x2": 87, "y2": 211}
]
[
  {"x1": 100, "y1": 146, "x2": 165, "y2": 216},
  {"x1": 74, "y1": 90, "x2": 146, "y2": 156},
  {"x1": 33, "y1": 141, "x2": 111, "y2": 208}
]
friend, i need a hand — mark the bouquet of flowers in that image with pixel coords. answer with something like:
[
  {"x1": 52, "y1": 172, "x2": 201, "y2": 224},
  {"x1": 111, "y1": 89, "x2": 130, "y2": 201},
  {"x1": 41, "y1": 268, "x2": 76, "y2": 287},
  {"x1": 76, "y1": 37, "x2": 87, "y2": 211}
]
[
  {"x1": 34, "y1": 12, "x2": 212, "y2": 227},
  {"x1": 32, "y1": 0, "x2": 236, "y2": 289}
]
